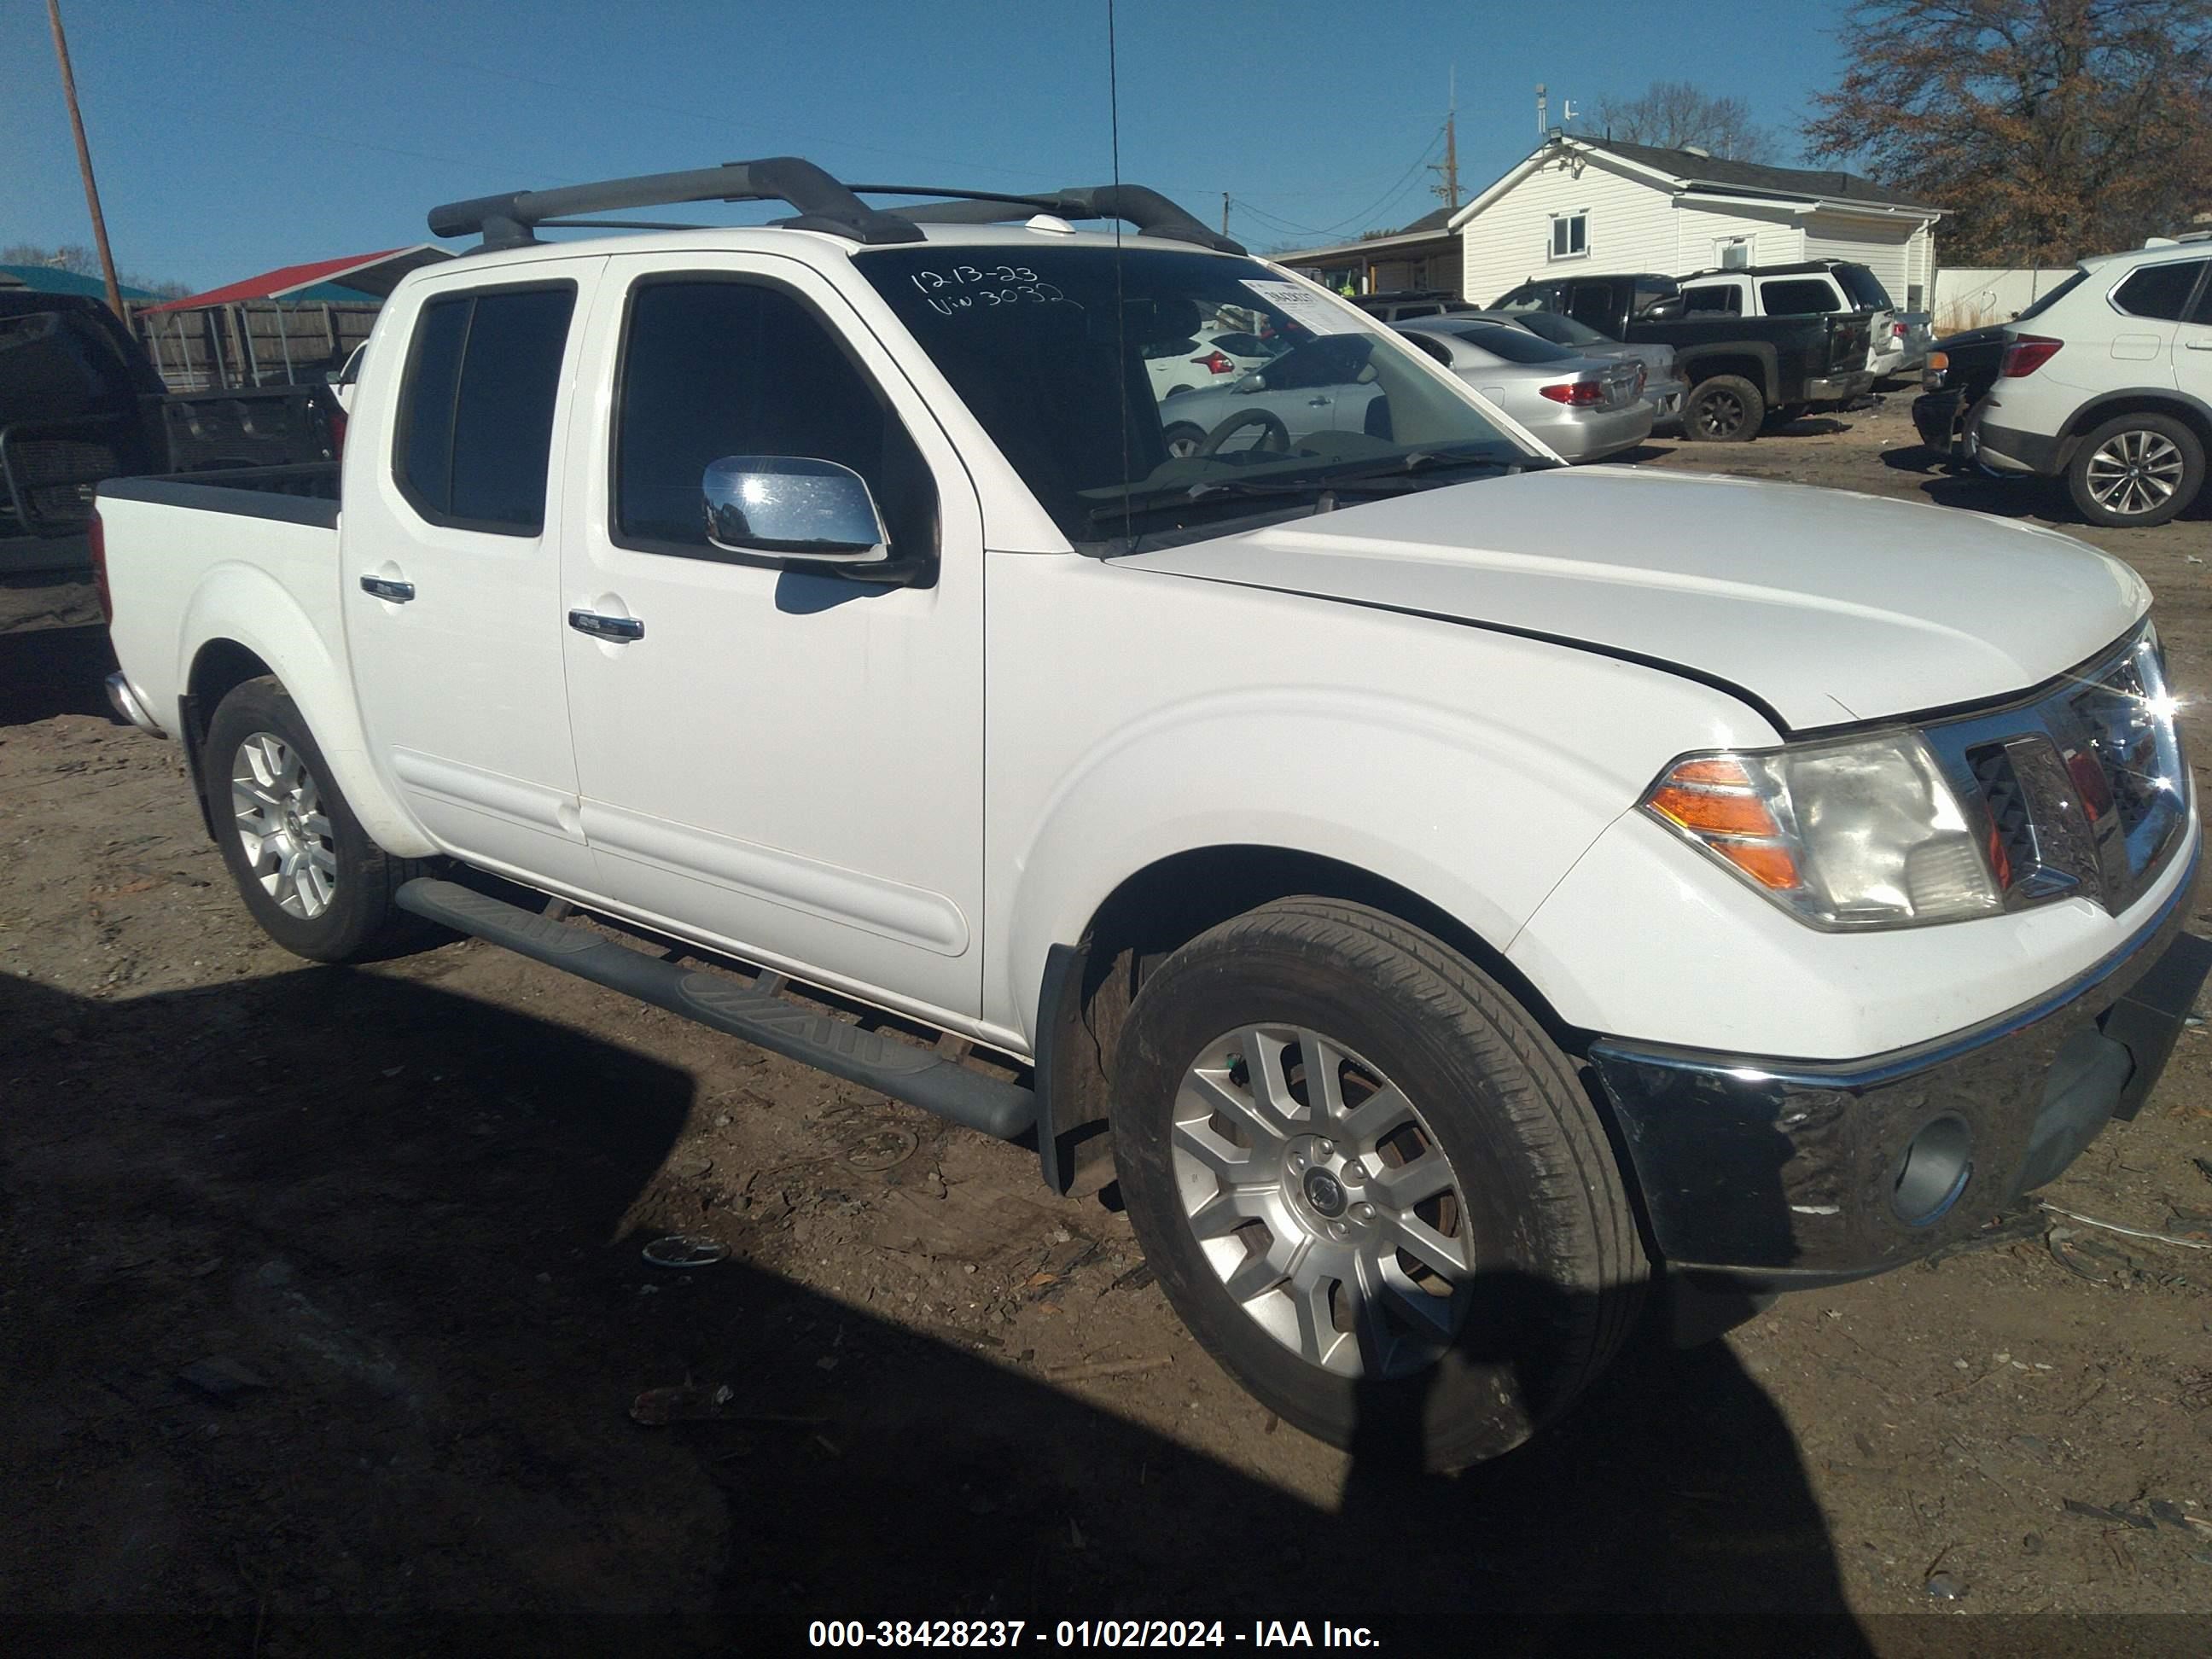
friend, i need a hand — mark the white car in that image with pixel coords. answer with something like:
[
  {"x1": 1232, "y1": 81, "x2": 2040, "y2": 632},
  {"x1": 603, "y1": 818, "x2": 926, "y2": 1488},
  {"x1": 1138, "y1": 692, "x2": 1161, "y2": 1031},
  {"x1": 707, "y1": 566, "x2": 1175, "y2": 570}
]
[
  {"x1": 93, "y1": 159, "x2": 2204, "y2": 1473},
  {"x1": 1679, "y1": 260, "x2": 1913, "y2": 381},
  {"x1": 1976, "y1": 238, "x2": 2212, "y2": 527},
  {"x1": 1141, "y1": 329, "x2": 1272, "y2": 403}
]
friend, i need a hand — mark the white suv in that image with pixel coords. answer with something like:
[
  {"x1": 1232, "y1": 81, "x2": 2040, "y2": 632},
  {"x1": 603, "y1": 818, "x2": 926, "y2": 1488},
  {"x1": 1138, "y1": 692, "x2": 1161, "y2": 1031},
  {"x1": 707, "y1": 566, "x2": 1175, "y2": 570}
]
[{"x1": 1977, "y1": 240, "x2": 2212, "y2": 527}]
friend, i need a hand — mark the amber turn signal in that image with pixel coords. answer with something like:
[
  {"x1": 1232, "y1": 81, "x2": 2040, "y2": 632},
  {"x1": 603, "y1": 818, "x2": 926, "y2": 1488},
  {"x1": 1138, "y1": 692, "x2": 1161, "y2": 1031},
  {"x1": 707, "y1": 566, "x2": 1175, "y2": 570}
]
[{"x1": 1643, "y1": 755, "x2": 1805, "y2": 891}]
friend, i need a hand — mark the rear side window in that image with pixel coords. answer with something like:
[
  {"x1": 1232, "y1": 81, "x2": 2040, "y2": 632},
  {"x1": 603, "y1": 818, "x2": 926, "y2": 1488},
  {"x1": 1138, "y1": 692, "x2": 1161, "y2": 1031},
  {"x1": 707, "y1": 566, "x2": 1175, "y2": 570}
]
[
  {"x1": 1834, "y1": 264, "x2": 1894, "y2": 309},
  {"x1": 394, "y1": 284, "x2": 576, "y2": 533},
  {"x1": 2112, "y1": 261, "x2": 2208, "y2": 322},
  {"x1": 1759, "y1": 278, "x2": 1842, "y2": 315},
  {"x1": 1444, "y1": 323, "x2": 1575, "y2": 364},
  {"x1": 1683, "y1": 285, "x2": 1740, "y2": 315}
]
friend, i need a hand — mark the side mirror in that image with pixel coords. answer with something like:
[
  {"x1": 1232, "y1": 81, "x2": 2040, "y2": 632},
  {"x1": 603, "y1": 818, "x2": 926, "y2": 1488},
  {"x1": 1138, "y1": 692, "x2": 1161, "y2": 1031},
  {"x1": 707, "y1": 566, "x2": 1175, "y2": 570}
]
[
  {"x1": 1234, "y1": 374, "x2": 1266, "y2": 393},
  {"x1": 1643, "y1": 297, "x2": 1685, "y2": 321},
  {"x1": 702, "y1": 456, "x2": 888, "y2": 566}
]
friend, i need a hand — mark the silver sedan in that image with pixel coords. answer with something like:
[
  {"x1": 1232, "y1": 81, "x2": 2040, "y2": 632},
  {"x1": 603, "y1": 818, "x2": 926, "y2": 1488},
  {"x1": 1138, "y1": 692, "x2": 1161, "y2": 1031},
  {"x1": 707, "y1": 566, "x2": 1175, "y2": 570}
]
[
  {"x1": 1394, "y1": 317, "x2": 1655, "y2": 463},
  {"x1": 1458, "y1": 308, "x2": 1685, "y2": 426}
]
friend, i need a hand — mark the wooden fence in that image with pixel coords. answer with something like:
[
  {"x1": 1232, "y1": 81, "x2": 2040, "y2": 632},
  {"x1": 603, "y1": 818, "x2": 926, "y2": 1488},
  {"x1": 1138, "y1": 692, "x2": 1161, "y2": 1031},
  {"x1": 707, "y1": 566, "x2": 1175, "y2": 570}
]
[{"x1": 130, "y1": 301, "x2": 382, "y2": 393}]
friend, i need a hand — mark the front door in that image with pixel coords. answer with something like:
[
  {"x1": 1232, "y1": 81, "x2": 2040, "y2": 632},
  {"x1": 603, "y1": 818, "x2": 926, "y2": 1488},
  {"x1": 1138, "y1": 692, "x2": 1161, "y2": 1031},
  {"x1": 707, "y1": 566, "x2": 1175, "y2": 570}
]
[
  {"x1": 556, "y1": 253, "x2": 985, "y2": 1023},
  {"x1": 342, "y1": 259, "x2": 601, "y2": 890}
]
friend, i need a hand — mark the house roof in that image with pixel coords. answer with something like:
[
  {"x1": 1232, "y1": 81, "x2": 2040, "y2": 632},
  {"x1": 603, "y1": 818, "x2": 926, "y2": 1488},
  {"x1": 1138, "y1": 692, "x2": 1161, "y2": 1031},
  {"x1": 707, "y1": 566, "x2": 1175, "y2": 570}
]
[
  {"x1": 1273, "y1": 204, "x2": 1458, "y2": 265},
  {"x1": 0, "y1": 264, "x2": 162, "y2": 301},
  {"x1": 1449, "y1": 136, "x2": 1943, "y2": 230},
  {"x1": 1585, "y1": 138, "x2": 1937, "y2": 211},
  {"x1": 142, "y1": 245, "x2": 453, "y2": 313}
]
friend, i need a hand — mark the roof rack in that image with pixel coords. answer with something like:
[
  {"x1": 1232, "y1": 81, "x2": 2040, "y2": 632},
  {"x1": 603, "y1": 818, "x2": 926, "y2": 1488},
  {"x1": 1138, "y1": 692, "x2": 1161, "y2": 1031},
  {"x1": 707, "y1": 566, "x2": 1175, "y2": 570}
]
[{"x1": 427, "y1": 158, "x2": 1243, "y2": 255}]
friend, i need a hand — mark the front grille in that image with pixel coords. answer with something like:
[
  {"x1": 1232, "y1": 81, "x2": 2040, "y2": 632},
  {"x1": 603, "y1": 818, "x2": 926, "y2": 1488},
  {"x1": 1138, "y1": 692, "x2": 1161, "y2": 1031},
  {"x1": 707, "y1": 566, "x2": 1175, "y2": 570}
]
[{"x1": 1927, "y1": 626, "x2": 2189, "y2": 917}]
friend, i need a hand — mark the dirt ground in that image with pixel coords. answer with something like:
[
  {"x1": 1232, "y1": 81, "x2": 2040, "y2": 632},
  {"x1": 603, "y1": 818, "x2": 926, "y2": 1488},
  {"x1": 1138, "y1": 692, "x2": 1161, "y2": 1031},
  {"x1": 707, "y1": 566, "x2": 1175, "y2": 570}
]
[{"x1": 4, "y1": 399, "x2": 2212, "y2": 1652}]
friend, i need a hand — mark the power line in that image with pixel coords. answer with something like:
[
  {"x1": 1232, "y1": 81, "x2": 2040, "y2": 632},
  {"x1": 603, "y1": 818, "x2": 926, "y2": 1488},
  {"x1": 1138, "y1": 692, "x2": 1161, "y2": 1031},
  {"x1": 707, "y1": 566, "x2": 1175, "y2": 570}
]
[{"x1": 1229, "y1": 125, "x2": 1446, "y2": 242}]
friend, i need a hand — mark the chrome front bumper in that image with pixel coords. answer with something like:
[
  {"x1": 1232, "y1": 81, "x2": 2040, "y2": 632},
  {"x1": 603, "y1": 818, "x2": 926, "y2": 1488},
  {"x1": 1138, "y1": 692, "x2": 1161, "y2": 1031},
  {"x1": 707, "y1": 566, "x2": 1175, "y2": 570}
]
[
  {"x1": 104, "y1": 671, "x2": 166, "y2": 736},
  {"x1": 1588, "y1": 838, "x2": 2206, "y2": 1288}
]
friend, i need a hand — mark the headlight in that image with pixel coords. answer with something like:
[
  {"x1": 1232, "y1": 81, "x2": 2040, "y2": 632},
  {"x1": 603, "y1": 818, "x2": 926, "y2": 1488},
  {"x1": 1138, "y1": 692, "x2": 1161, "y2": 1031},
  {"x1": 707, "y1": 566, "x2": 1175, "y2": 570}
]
[{"x1": 1642, "y1": 731, "x2": 2001, "y2": 929}]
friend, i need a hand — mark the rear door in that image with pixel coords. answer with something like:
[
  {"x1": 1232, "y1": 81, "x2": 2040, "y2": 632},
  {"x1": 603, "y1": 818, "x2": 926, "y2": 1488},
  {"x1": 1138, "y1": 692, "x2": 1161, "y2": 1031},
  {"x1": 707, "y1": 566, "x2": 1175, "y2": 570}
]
[
  {"x1": 2176, "y1": 265, "x2": 2212, "y2": 406},
  {"x1": 2104, "y1": 258, "x2": 2200, "y2": 376},
  {"x1": 342, "y1": 259, "x2": 601, "y2": 889}
]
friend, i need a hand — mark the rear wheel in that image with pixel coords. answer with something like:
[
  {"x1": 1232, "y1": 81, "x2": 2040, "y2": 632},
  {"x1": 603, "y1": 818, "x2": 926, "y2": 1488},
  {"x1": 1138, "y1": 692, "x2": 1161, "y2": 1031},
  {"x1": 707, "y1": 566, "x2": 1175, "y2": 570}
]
[
  {"x1": 2067, "y1": 412, "x2": 2203, "y2": 527},
  {"x1": 1110, "y1": 899, "x2": 1646, "y2": 1470},
  {"x1": 205, "y1": 676, "x2": 437, "y2": 963},
  {"x1": 1683, "y1": 375, "x2": 1765, "y2": 442}
]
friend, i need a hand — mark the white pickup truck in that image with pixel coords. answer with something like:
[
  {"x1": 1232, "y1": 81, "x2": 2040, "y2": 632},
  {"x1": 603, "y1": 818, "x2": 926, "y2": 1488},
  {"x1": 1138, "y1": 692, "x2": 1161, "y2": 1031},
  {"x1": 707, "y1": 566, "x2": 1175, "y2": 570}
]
[{"x1": 95, "y1": 160, "x2": 2205, "y2": 1471}]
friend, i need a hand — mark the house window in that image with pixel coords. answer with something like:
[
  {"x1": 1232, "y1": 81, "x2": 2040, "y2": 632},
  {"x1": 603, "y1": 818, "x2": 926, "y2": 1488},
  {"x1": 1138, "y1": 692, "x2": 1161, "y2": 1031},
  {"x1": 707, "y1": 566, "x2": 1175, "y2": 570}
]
[
  {"x1": 1550, "y1": 212, "x2": 1588, "y2": 260},
  {"x1": 1716, "y1": 237, "x2": 1751, "y2": 270}
]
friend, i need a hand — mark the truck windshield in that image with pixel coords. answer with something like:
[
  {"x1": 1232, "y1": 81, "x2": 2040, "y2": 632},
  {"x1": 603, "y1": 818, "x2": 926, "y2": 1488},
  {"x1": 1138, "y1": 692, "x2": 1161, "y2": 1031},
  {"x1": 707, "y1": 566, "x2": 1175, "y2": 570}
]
[{"x1": 855, "y1": 245, "x2": 1530, "y2": 546}]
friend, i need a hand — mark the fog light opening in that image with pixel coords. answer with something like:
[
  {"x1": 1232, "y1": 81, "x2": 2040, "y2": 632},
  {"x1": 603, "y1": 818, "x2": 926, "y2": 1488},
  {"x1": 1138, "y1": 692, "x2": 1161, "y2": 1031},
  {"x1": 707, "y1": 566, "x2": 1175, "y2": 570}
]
[{"x1": 1892, "y1": 1115, "x2": 1973, "y2": 1226}]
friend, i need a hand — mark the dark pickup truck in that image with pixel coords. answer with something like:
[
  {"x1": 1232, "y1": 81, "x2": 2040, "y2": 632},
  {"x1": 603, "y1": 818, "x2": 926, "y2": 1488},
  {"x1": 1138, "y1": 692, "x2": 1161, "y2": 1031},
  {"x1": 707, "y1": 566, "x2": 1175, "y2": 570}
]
[
  {"x1": 2, "y1": 285, "x2": 340, "y2": 629},
  {"x1": 1911, "y1": 324, "x2": 2009, "y2": 463},
  {"x1": 1489, "y1": 271, "x2": 1876, "y2": 441}
]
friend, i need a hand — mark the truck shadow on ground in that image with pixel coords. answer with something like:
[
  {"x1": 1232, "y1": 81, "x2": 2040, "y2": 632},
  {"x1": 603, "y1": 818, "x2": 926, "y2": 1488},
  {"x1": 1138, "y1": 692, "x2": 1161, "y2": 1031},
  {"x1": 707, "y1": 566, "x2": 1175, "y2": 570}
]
[
  {"x1": 0, "y1": 963, "x2": 1871, "y2": 1651},
  {"x1": 0, "y1": 622, "x2": 119, "y2": 726}
]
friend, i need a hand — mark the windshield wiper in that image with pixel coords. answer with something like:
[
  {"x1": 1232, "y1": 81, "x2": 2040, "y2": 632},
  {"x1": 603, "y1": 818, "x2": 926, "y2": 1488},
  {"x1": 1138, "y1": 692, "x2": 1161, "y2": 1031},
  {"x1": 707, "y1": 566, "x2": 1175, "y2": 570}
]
[
  {"x1": 1326, "y1": 448, "x2": 1522, "y2": 483},
  {"x1": 1085, "y1": 470, "x2": 1439, "y2": 527}
]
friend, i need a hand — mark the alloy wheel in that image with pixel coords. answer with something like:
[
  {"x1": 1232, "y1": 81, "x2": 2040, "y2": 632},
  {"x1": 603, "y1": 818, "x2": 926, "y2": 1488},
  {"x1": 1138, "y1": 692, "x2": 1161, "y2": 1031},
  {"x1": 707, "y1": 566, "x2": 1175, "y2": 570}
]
[
  {"x1": 2084, "y1": 428, "x2": 2186, "y2": 519},
  {"x1": 230, "y1": 731, "x2": 338, "y2": 919},
  {"x1": 1171, "y1": 1026, "x2": 1475, "y2": 1379},
  {"x1": 1693, "y1": 389, "x2": 1744, "y2": 439}
]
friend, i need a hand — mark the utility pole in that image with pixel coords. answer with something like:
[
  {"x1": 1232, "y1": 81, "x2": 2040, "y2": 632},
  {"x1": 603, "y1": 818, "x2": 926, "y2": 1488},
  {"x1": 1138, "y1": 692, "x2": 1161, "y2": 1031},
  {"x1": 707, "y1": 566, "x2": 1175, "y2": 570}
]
[
  {"x1": 46, "y1": 0, "x2": 124, "y2": 320},
  {"x1": 1222, "y1": 191, "x2": 1231, "y2": 237},
  {"x1": 1429, "y1": 67, "x2": 1460, "y2": 214}
]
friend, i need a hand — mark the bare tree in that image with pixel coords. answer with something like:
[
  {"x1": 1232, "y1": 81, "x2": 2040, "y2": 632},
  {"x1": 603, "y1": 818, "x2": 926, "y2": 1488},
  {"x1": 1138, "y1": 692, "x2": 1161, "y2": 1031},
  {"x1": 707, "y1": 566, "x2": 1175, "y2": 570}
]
[
  {"x1": 1806, "y1": 0, "x2": 2212, "y2": 265},
  {"x1": 1581, "y1": 81, "x2": 1773, "y2": 160},
  {"x1": 2, "y1": 242, "x2": 191, "y2": 299}
]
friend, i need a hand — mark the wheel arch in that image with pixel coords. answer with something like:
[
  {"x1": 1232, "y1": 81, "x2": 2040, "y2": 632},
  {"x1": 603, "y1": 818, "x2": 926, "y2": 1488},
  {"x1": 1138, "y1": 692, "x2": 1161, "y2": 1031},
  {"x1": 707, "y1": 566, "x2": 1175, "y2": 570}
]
[
  {"x1": 175, "y1": 568, "x2": 433, "y2": 857},
  {"x1": 1031, "y1": 842, "x2": 1580, "y2": 1194},
  {"x1": 1673, "y1": 345, "x2": 1779, "y2": 402},
  {"x1": 2059, "y1": 389, "x2": 2212, "y2": 473}
]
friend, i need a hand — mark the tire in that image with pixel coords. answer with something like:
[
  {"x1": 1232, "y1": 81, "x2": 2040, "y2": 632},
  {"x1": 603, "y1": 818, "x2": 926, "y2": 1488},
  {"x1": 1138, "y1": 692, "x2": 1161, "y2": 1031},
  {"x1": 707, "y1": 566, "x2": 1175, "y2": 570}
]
[
  {"x1": 2066, "y1": 412, "x2": 2204, "y2": 528},
  {"x1": 204, "y1": 675, "x2": 437, "y2": 963},
  {"x1": 1162, "y1": 422, "x2": 1206, "y2": 461},
  {"x1": 1683, "y1": 375, "x2": 1765, "y2": 442},
  {"x1": 1111, "y1": 899, "x2": 1647, "y2": 1471}
]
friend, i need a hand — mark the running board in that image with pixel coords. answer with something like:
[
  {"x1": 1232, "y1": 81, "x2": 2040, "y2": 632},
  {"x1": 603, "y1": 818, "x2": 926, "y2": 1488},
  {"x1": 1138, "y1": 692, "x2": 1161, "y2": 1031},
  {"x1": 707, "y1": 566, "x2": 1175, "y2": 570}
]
[{"x1": 393, "y1": 877, "x2": 1036, "y2": 1141}]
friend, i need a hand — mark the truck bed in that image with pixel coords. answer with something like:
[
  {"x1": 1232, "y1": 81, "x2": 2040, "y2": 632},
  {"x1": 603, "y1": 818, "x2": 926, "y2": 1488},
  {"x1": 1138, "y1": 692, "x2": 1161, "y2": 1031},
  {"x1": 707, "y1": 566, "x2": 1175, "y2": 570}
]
[{"x1": 99, "y1": 463, "x2": 341, "y2": 529}]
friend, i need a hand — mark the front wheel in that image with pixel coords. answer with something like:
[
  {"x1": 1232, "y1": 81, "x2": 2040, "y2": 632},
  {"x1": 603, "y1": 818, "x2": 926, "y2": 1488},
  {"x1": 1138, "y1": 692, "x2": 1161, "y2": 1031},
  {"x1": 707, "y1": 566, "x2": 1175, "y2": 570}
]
[
  {"x1": 204, "y1": 676, "x2": 437, "y2": 963},
  {"x1": 2067, "y1": 412, "x2": 2203, "y2": 527},
  {"x1": 1683, "y1": 375, "x2": 1765, "y2": 442},
  {"x1": 1110, "y1": 899, "x2": 1646, "y2": 1470}
]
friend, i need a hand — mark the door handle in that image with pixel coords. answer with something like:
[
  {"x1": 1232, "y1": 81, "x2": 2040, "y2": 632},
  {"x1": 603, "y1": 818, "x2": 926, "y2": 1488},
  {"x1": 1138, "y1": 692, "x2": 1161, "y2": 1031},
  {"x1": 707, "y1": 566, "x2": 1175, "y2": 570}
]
[
  {"x1": 2187, "y1": 341, "x2": 2212, "y2": 351},
  {"x1": 568, "y1": 608, "x2": 643, "y2": 643},
  {"x1": 359, "y1": 575, "x2": 416, "y2": 602},
  {"x1": 1307, "y1": 397, "x2": 1331, "y2": 407}
]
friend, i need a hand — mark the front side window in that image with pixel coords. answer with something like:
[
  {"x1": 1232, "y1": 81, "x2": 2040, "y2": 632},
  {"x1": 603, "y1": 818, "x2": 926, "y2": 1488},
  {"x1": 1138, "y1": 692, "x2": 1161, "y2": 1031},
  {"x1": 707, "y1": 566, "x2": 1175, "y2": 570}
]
[
  {"x1": 1550, "y1": 212, "x2": 1588, "y2": 260},
  {"x1": 394, "y1": 284, "x2": 575, "y2": 534},
  {"x1": 2112, "y1": 261, "x2": 2208, "y2": 323},
  {"x1": 1759, "y1": 278, "x2": 1843, "y2": 315},
  {"x1": 614, "y1": 278, "x2": 936, "y2": 565},
  {"x1": 854, "y1": 247, "x2": 1526, "y2": 548}
]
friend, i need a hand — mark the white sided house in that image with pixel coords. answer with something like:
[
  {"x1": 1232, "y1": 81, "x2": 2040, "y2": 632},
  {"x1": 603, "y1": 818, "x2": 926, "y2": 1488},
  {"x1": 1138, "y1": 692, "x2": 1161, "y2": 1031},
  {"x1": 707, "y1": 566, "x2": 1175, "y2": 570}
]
[{"x1": 1454, "y1": 135, "x2": 1941, "y2": 312}]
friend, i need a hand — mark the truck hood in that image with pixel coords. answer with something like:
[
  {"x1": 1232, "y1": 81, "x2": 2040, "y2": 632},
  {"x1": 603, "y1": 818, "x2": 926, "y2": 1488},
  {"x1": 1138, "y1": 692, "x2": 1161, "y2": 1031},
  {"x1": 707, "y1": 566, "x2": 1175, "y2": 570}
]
[{"x1": 1118, "y1": 466, "x2": 2148, "y2": 732}]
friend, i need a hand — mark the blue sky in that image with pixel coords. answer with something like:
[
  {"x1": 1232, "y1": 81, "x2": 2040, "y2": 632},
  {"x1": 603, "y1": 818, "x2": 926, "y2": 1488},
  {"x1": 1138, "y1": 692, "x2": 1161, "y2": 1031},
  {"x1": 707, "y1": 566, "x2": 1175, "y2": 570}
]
[{"x1": 4, "y1": 0, "x2": 1854, "y2": 293}]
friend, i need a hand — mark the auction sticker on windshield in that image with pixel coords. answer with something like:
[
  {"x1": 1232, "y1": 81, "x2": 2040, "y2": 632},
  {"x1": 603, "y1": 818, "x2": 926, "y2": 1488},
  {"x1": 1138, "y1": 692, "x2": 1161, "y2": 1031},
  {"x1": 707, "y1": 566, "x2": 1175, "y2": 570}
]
[{"x1": 1240, "y1": 279, "x2": 1364, "y2": 335}]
